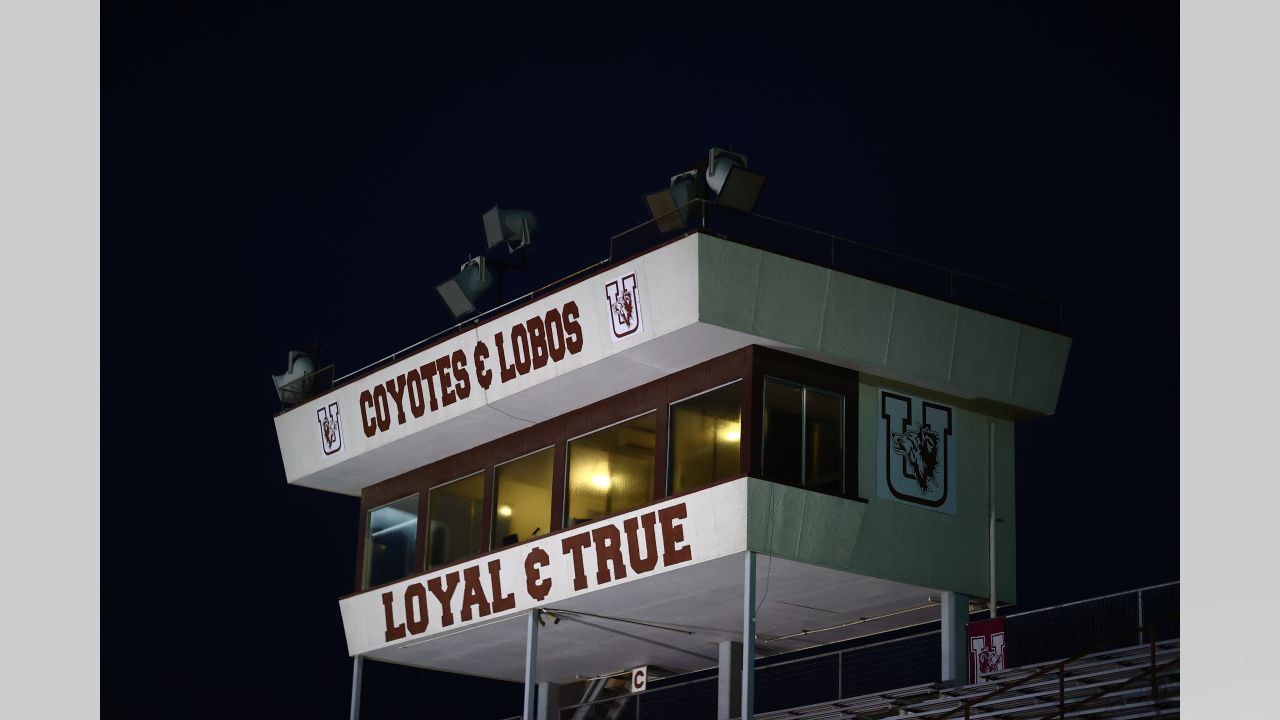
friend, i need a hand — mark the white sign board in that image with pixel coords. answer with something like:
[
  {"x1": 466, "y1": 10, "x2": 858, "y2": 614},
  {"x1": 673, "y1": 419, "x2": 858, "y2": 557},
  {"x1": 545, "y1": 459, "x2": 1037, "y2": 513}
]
[
  {"x1": 628, "y1": 666, "x2": 648, "y2": 693},
  {"x1": 339, "y1": 479, "x2": 749, "y2": 656},
  {"x1": 273, "y1": 238, "x2": 702, "y2": 491}
]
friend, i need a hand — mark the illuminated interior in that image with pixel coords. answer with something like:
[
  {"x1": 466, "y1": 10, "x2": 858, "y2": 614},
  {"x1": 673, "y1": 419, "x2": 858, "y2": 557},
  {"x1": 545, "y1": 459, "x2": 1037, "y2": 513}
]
[
  {"x1": 566, "y1": 412, "x2": 656, "y2": 526},
  {"x1": 427, "y1": 471, "x2": 485, "y2": 568},
  {"x1": 492, "y1": 448, "x2": 553, "y2": 547},
  {"x1": 668, "y1": 381, "x2": 742, "y2": 494}
]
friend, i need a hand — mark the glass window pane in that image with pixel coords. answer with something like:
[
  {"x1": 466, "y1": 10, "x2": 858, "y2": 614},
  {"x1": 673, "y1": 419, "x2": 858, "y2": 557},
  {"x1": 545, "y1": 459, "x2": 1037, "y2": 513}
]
[
  {"x1": 762, "y1": 379, "x2": 803, "y2": 486},
  {"x1": 493, "y1": 448, "x2": 553, "y2": 548},
  {"x1": 427, "y1": 472, "x2": 486, "y2": 568},
  {"x1": 365, "y1": 495, "x2": 418, "y2": 588},
  {"x1": 805, "y1": 389, "x2": 843, "y2": 493},
  {"x1": 669, "y1": 382, "x2": 742, "y2": 494},
  {"x1": 567, "y1": 413, "x2": 656, "y2": 526}
]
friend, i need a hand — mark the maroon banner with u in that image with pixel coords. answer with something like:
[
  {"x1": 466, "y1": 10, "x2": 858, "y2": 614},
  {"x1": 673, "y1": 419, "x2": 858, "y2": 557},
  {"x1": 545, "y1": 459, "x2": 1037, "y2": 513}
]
[{"x1": 968, "y1": 617, "x2": 1007, "y2": 683}]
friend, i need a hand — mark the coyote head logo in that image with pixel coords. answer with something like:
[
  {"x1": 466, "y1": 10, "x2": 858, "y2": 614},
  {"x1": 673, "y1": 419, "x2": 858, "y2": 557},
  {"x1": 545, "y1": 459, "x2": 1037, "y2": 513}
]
[
  {"x1": 605, "y1": 273, "x2": 642, "y2": 340},
  {"x1": 892, "y1": 422, "x2": 941, "y2": 495},
  {"x1": 317, "y1": 402, "x2": 344, "y2": 456},
  {"x1": 612, "y1": 288, "x2": 635, "y2": 328}
]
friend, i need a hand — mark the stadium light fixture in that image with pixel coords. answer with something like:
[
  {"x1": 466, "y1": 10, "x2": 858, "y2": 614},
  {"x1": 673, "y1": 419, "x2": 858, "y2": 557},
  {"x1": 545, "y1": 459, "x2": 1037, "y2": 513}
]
[
  {"x1": 643, "y1": 170, "x2": 700, "y2": 232},
  {"x1": 706, "y1": 147, "x2": 767, "y2": 214},
  {"x1": 482, "y1": 205, "x2": 538, "y2": 254},
  {"x1": 435, "y1": 256, "x2": 494, "y2": 319},
  {"x1": 272, "y1": 348, "x2": 317, "y2": 405}
]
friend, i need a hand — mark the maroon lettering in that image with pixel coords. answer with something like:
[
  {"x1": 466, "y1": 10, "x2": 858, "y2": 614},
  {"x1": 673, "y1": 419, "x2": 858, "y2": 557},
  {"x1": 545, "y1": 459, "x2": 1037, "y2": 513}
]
[
  {"x1": 360, "y1": 390, "x2": 377, "y2": 437},
  {"x1": 623, "y1": 512, "x2": 660, "y2": 574},
  {"x1": 494, "y1": 332, "x2": 517, "y2": 383},
  {"x1": 459, "y1": 565, "x2": 492, "y2": 622},
  {"x1": 511, "y1": 323, "x2": 531, "y2": 375},
  {"x1": 524, "y1": 547, "x2": 552, "y2": 601},
  {"x1": 406, "y1": 369, "x2": 425, "y2": 418},
  {"x1": 435, "y1": 356, "x2": 456, "y2": 407},
  {"x1": 561, "y1": 532, "x2": 593, "y2": 591},
  {"x1": 591, "y1": 524, "x2": 628, "y2": 585},
  {"x1": 419, "y1": 362, "x2": 441, "y2": 412},
  {"x1": 487, "y1": 559, "x2": 515, "y2": 613},
  {"x1": 526, "y1": 315, "x2": 549, "y2": 370},
  {"x1": 385, "y1": 374, "x2": 408, "y2": 425},
  {"x1": 427, "y1": 572, "x2": 460, "y2": 627},
  {"x1": 544, "y1": 308, "x2": 566, "y2": 362},
  {"x1": 563, "y1": 301, "x2": 584, "y2": 354},
  {"x1": 404, "y1": 583, "x2": 429, "y2": 635},
  {"x1": 474, "y1": 341, "x2": 493, "y2": 390},
  {"x1": 381, "y1": 590, "x2": 406, "y2": 642},
  {"x1": 372, "y1": 384, "x2": 391, "y2": 432},
  {"x1": 657, "y1": 503, "x2": 693, "y2": 567},
  {"x1": 452, "y1": 349, "x2": 471, "y2": 400}
]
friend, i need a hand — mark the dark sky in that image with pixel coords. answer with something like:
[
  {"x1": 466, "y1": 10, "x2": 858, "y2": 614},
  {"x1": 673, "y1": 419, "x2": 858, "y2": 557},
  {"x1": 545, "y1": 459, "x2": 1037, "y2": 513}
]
[{"x1": 104, "y1": 3, "x2": 1176, "y2": 717}]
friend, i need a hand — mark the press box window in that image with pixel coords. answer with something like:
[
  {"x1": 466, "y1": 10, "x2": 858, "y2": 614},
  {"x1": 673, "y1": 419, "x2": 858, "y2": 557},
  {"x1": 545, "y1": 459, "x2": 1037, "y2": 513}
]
[
  {"x1": 762, "y1": 378, "x2": 844, "y2": 493},
  {"x1": 566, "y1": 412, "x2": 656, "y2": 526},
  {"x1": 493, "y1": 447, "x2": 554, "y2": 548},
  {"x1": 668, "y1": 381, "x2": 742, "y2": 494},
  {"x1": 364, "y1": 494, "x2": 418, "y2": 588},
  {"x1": 427, "y1": 472, "x2": 485, "y2": 568}
]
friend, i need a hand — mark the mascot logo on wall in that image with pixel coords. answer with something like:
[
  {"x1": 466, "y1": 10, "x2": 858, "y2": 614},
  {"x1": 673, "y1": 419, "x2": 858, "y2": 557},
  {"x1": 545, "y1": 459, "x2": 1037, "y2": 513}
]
[
  {"x1": 877, "y1": 389, "x2": 956, "y2": 514},
  {"x1": 317, "y1": 402, "x2": 344, "y2": 456},
  {"x1": 605, "y1": 272, "x2": 642, "y2": 341}
]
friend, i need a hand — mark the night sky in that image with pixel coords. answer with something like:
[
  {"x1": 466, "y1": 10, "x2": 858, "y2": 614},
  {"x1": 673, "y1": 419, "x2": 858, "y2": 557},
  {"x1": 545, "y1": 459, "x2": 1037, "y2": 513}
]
[{"x1": 104, "y1": 3, "x2": 1176, "y2": 717}]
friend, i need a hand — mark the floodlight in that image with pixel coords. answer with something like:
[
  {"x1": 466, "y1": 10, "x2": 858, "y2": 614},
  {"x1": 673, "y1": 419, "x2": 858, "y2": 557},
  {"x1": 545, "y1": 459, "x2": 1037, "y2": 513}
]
[
  {"x1": 272, "y1": 349, "x2": 317, "y2": 405},
  {"x1": 643, "y1": 171, "x2": 699, "y2": 232},
  {"x1": 706, "y1": 147, "x2": 767, "y2": 214},
  {"x1": 435, "y1": 256, "x2": 494, "y2": 319},
  {"x1": 482, "y1": 205, "x2": 538, "y2": 253}
]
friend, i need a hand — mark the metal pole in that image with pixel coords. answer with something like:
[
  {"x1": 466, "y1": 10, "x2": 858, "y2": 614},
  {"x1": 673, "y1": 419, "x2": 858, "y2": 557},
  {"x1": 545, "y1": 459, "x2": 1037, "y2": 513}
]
[
  {"x1": 742, "y1": 551, "x2": 757, "y2": 720},
  {"x1": 524, "y1": 609, "x2": 540, "y2": 720},
  {"x1": 1149, "y1": 631, "x2": 1157, "y2": 706},
  {"x1": 349, "y1": 656, "x2": 364, "y2": 720},
  {"x1": 837, "y1": 649, "x2": 843, "y2": 700},
  {"x1": 989, "y1": 421, "x2": 997, "y2": 618},
  {"x1": 1137, "y1": 589, "x2": 1145, "y2": 644},
  {"x1": 1057, "y1": 665, "x2": 1065, "y2": 719}
]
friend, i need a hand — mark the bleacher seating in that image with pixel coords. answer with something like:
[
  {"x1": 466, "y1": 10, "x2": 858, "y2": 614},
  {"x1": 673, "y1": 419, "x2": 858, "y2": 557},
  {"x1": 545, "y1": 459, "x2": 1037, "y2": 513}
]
[{"x1": 755, "y1": 640, "x2": 1179, "y2": 720}]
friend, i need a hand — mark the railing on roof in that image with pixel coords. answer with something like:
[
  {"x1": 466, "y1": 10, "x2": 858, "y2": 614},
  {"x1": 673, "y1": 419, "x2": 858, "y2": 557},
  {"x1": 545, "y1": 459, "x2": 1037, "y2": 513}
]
[
  {"x1": 534, "y1": 582, "x2": 1177, "y2": 720},
  {"x1": 335, "y1": 200, "x2": 1064, "y2": 394},
  {"x1": 611, "y1": 199, "x2": 1064, "y2": 334}
]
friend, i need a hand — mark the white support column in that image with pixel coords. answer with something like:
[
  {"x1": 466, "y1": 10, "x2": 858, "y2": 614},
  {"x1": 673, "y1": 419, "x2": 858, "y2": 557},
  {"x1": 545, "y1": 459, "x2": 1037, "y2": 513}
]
[
  {"x1": 742, "y1": 551, "x2": 757, "y2": 720},
  {"x1": 717, "y1": 640, "x2": 743, "y2": 720},
  {"x1": 524, "y1": 609, "x2": 540, "y2": 720},
  {"x1": 349, "y1": 655, "x2": 364, "y2": 720},
  {"x1": 940, "y1": 591, "x2": 970, "y2": 687},
  {"x1": 536, "y1": 681, "x2": 559, "y2": 720}
]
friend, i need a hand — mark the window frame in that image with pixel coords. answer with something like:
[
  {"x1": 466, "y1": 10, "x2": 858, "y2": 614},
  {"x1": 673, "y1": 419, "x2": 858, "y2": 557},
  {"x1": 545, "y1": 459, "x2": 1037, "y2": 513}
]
[
  {"x1": 361, "y1": 492, "x2": 420, "y2": 590},
  {"x1": 665, "y1": 378, "x2": 745, "y2": 496},
  {"x1": 760, "y1": 376, "x2": 846, "y2": 493},
  {"x1": 491, "y1": 444, "x2": 557, "y2": 550},
  {"x1": 563, "y1": 409, "x2": 659, "y2": 528},
  {"x1": 425, "y1": 469, "x2": 488, "y2": 570},
  {"x1": 747, "y1": 346, "x2": 862, "y2": 502}
]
